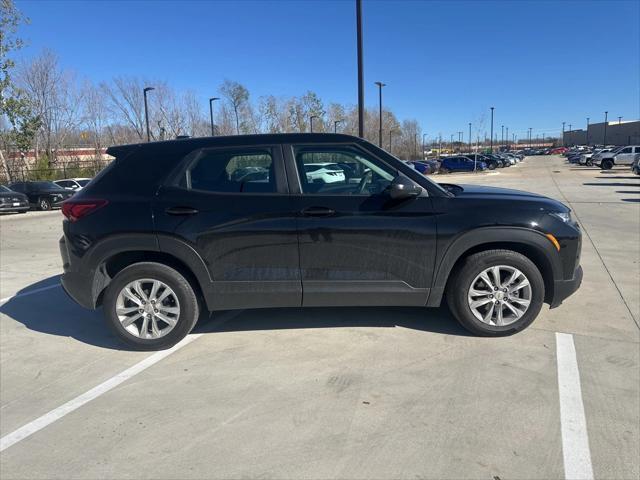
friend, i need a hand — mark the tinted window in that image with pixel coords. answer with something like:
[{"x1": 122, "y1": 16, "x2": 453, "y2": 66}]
[
  {"x1": 32, "y1": 182, "x2": 63, "y2": 190},
  {"x1": 295, "y1": 147, "x2": 396, "y2": 196},
  {"x1": 0, "y1": 185, "x2": 12, "y2": 193},
  {"x1": 9, "y1": 183, "x2": 24, "y2": 192},
  {"x1": 77, "y1": 179, "x2": 91, "y2": 187},
  {"x1": 177, "y1": 149, "x2": 275, "y2": 193},
  {"x1": 620, "y1": 147, "x2": 632, "y2": 154},
  {"x1": 56, "y1": 181, "x2": 72, "y2": 188}
]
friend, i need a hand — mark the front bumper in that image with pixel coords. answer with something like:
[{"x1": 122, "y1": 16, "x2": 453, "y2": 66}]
[
  {"x1": 550, "y1": 265, "x2": 583, "y2": 308},
  {"x1": 0, "y1": 203, "x2": 29, "y2": 212}
]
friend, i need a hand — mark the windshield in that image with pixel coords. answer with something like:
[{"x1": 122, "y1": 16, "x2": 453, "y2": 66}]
[
  {"x1": 77, "y1": 179, "x2": 91, "y2": 187},
  {"x1": 0, "y1": 185, "x2": 12, "y2": 193}
]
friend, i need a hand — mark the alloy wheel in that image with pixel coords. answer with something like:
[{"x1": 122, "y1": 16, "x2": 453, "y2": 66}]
[
  {"x1": 467, "y1": 265, "x2": 532, "y2": 326},
  {"x1": 115, "y1": 278, "x2": 181, "y2": 339}
]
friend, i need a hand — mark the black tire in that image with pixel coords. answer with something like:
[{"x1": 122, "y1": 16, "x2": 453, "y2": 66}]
[
  {"x1": 446, "y1": 249, "x2": 545, "y2": 336},
  {"x1": 585, "y1": 159, "x2": 593, "y2": 166},
  {"x1": 103, "y1": 262, "x2": 200, "y2": 350},
  {"x1": 488, "y1": 163, "x2": 496, "y2": 170},
  {"x1": 601, "y1": 159, "x2": 613, "y2": 170},
  {"x1": 38, "y1": 197, "x2": 51, "y2": 211},
  {"x1": 439, "y1": 167, "x2": 449, "y2": 174}
]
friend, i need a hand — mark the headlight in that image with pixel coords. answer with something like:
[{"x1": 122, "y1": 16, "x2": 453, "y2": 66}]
[{"x1": 550, "y1": 211, "x2": 571, "y2": 223}]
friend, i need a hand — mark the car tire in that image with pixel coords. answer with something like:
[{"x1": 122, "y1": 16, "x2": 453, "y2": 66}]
[
  {"x1": 38, "y1": 197, "x2": 51, "y2": 211},
  {"x1": 601, "y1": 159, "x2": 613, "y2": 170},
  {"x1": 103, "y1": 262, "x2": 200, "y2": 350},
  {"x1": 585, "y1": 159, "x2": 593, "y2": 166},
  {"x1": 446, "y1": 249, "x2": 545, "y2": 336},
  {"x1": 488, "y1": 164, "x2": 496, "y2": 170},
  {"x1": 439, "y1": 167, "x2": 449, "y2": 174}
]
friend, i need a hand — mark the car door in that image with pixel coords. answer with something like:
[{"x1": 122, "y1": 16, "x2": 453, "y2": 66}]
[
  {"x1": 616, "y1": 146, "x2": 634, "y2": 165},
  {"x1": 153, "y1": 144, "x2": 301, "y2": 310},
  {"x1": 284, "y1": 143, "x2": 437, "y2": 307}
]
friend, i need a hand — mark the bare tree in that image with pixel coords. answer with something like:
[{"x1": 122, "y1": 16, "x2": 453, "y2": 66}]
[
  {"x1": 219, "y1": 79, "x2": 249, "y2": 135},
  {"x1": 101, "y1": 76, "x2": 147, "y2": 141}
]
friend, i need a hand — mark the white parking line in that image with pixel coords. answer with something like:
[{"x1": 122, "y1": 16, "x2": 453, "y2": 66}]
[
  {"x1": 556, "y1": 332, "x2": 594, "y2": 480},
  {"x1": 0, "y1": 284, "x2": 60, "y2": 306},
  {"x1": 0, "y1": 310, "x2": 239, "y2": 452}
]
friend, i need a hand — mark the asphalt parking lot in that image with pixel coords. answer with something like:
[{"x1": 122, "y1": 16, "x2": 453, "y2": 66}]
[{"x1": 0, "y1": 155, "x2": 638, "y2": 479}]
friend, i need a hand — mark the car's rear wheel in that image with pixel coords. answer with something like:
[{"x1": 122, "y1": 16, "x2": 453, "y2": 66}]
[
  {"x1": 601, "y1": 159, "x2": 613, "y2": 170},
  {"x1": 38, "y1": 197, "x2": 51, "y2": 211},
  {"x1": 446, "y1": 250, "x2": 544, "y2": 336},
  {"x1": 488, "y1": 163, "x2": 496, "y2": 170},
  {"x1": 103, "y1": 262, "x2": 200, "y2": 350},
  {"x1": 440, "y1": 167, "x2": 449, "y2": 174}
]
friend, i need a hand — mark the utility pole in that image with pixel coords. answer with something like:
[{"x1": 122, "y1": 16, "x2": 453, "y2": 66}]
[
  {"x1": 374, "y1": 81, "x2": 386, "y2": 147},
  {"x1": 143, "y1": 86, "x2": 155, "y2": 142},
  {"x1": 562, "y1": 122, "x2": 565, "y2": 146},
  {"x1": 586, "y1": 117, "x2": 590, "y2": 145},
  {"x1": 356, "y1": 0, "x2": 364, "y2": 138},
  {"x1": 603, "y1": 111, "x2": 608, "y2": 145},
  {"x1": 489, "y1": 107, "x2": 495, "y2": 153},
  {"x1": 468, "y1": 123, "x2": 472, "y2": 153}
]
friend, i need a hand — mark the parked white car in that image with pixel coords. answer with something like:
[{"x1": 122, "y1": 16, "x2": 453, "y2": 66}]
[
  {"x1": 632, "y1": 154, "x2": 640, "y2": 175},
  {"x1": 54, "y1": 178, "x2": 92, "y2": 191},
  {"x1": 579, "y1": 148, "x2": 611, "y2": 165},
  {"x1": 595, "y1": 145, "x2": 640, "y2": 170},
  {"x1": 304, "y1": 163, "x2": 346, "y2": 183}
]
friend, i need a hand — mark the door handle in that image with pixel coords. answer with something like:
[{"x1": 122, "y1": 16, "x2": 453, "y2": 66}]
[
  {"x1": 165, "y1": 206, "x2": 199, "y2": 216},
  {"x1": 301, "y1": 206, "x2": 336, "y2": 217}
]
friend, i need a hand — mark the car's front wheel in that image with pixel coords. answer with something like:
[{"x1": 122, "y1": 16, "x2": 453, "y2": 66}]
[
  {"x1": 38, "y1": 197, "x2": 51, "y2": 210},
  {"x1": 601, "y1": 159, "x2": 613, "y2": 170},
  {"x1": 103, "y1": 262, "x2": 200, "y2": 350},
  {"x1": 446, "y1": 250, "x2": 545, "y2": 336}
]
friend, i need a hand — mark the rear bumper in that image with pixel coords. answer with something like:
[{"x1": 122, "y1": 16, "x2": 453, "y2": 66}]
[
  {"x1": 550, "y1": 265, "x2": 583, "y2": 308},
  {"x1": 59, "y1": 236, "x2": 94, "y2": 309},
  {"x1": 0, "y1": 205, "x2": 29, "y2": 212}
]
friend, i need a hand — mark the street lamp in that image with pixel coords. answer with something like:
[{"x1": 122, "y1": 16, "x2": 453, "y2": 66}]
[
  {"x1": 468, "y1": 123, "x2": 472, "y2": 153},
  {"x1": 422, "y1": 133, "x2": 427, "y2": 160},
  {"x1": 310, "y1": 115, "x2": 318, "y2": 133},
  {"x1": 603, "y1": 111, "x2": 608, "y2": 145},
  {"x1": 489, "y1": 107, "x2": 495, "y2": 153},
  {"x1": 501, "y1": 125, "x2": 504, "y2": 149},
  {"x1": 505, "y1": 127, "x2": 509, "y2": 149},
  {"x1": 562, "y1": 121, "x2": 565, "y2": 146},
  {"x1": 334, "y1": 119, "x2": 343, "y2": 133},
  {"x1": 528, "y1": 127, "x2": 532, "y2": 149},
  {"x1": 618, "y1": 116, "x2": 622, "y2": 124},
  {"x1": 356, "y1": 0, "x2": 364, "y2": 138},
  {"x1": 209, "y1": 97, "x2": 220, "y2": 136},
  {"x1": 374, "y1": 81, "x2": 386, "y2": 147},
  {"x1": 143, "y1": 86, "x2": 155, "y2": 142}
]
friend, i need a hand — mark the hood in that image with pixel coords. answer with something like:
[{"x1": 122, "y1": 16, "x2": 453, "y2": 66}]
[
  {"x1": 447, "y1": 184, "x2": 569, "y2": 211},
  {"x1": 0, "y1": 191, "x2": 27, "y2": 200}
]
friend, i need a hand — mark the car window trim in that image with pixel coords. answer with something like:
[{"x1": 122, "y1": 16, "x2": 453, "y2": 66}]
[{"x1": 163, "y1": 144, "x2": 289, "y2": 196}]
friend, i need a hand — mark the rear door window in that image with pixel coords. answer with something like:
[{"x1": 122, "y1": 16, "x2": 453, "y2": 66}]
[{"x1": 175, "y1": 149, "x2": 277, "y2": 193}]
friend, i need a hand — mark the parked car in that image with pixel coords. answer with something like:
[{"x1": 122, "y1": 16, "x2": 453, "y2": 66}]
[
  {"x1": 8, "y1": 181, "x2": 75, "y2": 210},
  {"x1": 439, "y1": 156, "x2": 487, "y2": 173},
  {"x1": 631, "y1": 154, "x2": 640, "y2": 175},
  {"x1": 594, "y1": 145, "x2": 640, "y2": 169},
  {"x1": 463, "y1": 154, "x2": 499, "y2": 169},
  {"x1": 550, "y1": 147, "x2": 569, "y2": 154},
  {"x1": 59, "y1": 133, "x2": 583, "y2": 350},
  {"x1": 0, "y1": 185, "x2": 29, "y2": 213},
  {"x1": 54, "y1": 178, "x2": 92, "y2": 191},
  {"x1": 303, "y1": 163, "x2": 346, "y2": 183},
  {"x1": 409, "y1": 161, "x2": 431, "y2": 174}
]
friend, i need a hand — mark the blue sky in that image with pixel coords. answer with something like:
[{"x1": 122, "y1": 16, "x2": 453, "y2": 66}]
[{"x1": 16, "y1": 0, "x2": 640, "y2": 140}]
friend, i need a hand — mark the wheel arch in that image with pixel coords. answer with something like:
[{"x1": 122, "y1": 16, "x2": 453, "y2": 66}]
[{"x1": 427, "y1": 227, "x2": 560, "y2": 307}]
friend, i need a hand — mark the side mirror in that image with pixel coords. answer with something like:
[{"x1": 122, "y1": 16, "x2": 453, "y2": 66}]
[{"x1": 389, "y1": 175, "x2": 422, "y2": 200}]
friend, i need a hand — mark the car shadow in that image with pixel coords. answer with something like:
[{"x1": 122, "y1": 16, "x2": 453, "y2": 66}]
[
  {"x1": 622, "y1": 198, "x2": 640, "y2": 203},
  {"x1": 616, "y1": 190, "x2": 640, "y2": 195},
  {"x1": 0, "y1": 276, "x2": 472, "y2": 351},
  {"x1": 593, "y1": 176, "x2": 640, "y2": 180}
]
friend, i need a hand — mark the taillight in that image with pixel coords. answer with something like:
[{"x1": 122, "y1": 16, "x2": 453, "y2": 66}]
[{"x1": 61, "y1": 199, "x2": 108, "y2": 222}]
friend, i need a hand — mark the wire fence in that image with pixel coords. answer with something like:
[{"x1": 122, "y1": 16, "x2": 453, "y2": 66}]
[{"x1": 1, "y1": 159, "x2": 110, "y2": 184}]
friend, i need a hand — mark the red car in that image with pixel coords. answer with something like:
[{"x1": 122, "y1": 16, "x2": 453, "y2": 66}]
[{"x1": 550, "y1": 147, "x2": 569, "y2": 154}]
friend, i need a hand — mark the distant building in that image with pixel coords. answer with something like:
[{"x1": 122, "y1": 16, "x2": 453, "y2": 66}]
[{"x1": 563, "y1": 120, "x2": 640, "y2": 146}]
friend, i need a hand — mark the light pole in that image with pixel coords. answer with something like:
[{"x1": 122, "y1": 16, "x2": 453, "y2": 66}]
[
  {"x1": 501, "y1": 125, "x2": 504, "y2": 149},
  {"x1": 618, "y1": 116, "x2": 622, "y2": 124},
  {"x1": 505, "y1": 127, "x2": 509, "y2": 149},
  {"x1": 562, "y1": 121, "x2": 565, "y2": 146},
  {"x1": 422, "y1": 133, "x2": 427, "y2": 160},
  {"x1": 450, "y1": 133, "x2": 454, "y2": 152},
  {"x1": 143, "y1": 86, "x2": 155, "y2": 142},
  {"x1": 310, "y1": 115, "x2": 318, "y2": 133},
  {"x1": 603, "y1": 111, "x2": 608, "y2": 145},
  {"x1": 489, "y1": 107, "x2": 495, "y2": 153},
  {"x1": 586, "y1": 117, "x2": 590, "y2": 145},
  {"x1": 468, "y1": 123, "x2": 472, "y2": 153},
  {"x1": 568, "y1": 124, "x2": 572, "y2": 145},
  {"x1": 334, "y1": 119, "x2": 343, "y2": 133},
  {"x1": 528, "y1": 127, "x2": 532, "y2": 149},
  {"x1": 356, "y1": 0, "x2": 364, "y2": 138},
  {"x1": 209, "y1": 97, "x2": 220, "y2": 136},
  {"x1": 374, "y1": 81, "x2": 386, "y2": 147}
]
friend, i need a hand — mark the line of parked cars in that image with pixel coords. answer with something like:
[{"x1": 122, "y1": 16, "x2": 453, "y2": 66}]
[
  {"x1": 0, "y1": 177, "x2": 92, "y2": 214},
  {"x1": 565, "y1": 145, "x2": 640, "y2": 172}
]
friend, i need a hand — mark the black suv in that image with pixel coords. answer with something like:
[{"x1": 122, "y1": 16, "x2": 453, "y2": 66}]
[
  {"x1": 8, "y1": 181, "x2": 75, "y2": 210},
  {"x1": 59, "y1": 134, "x2": 582, "y2": 350}
]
